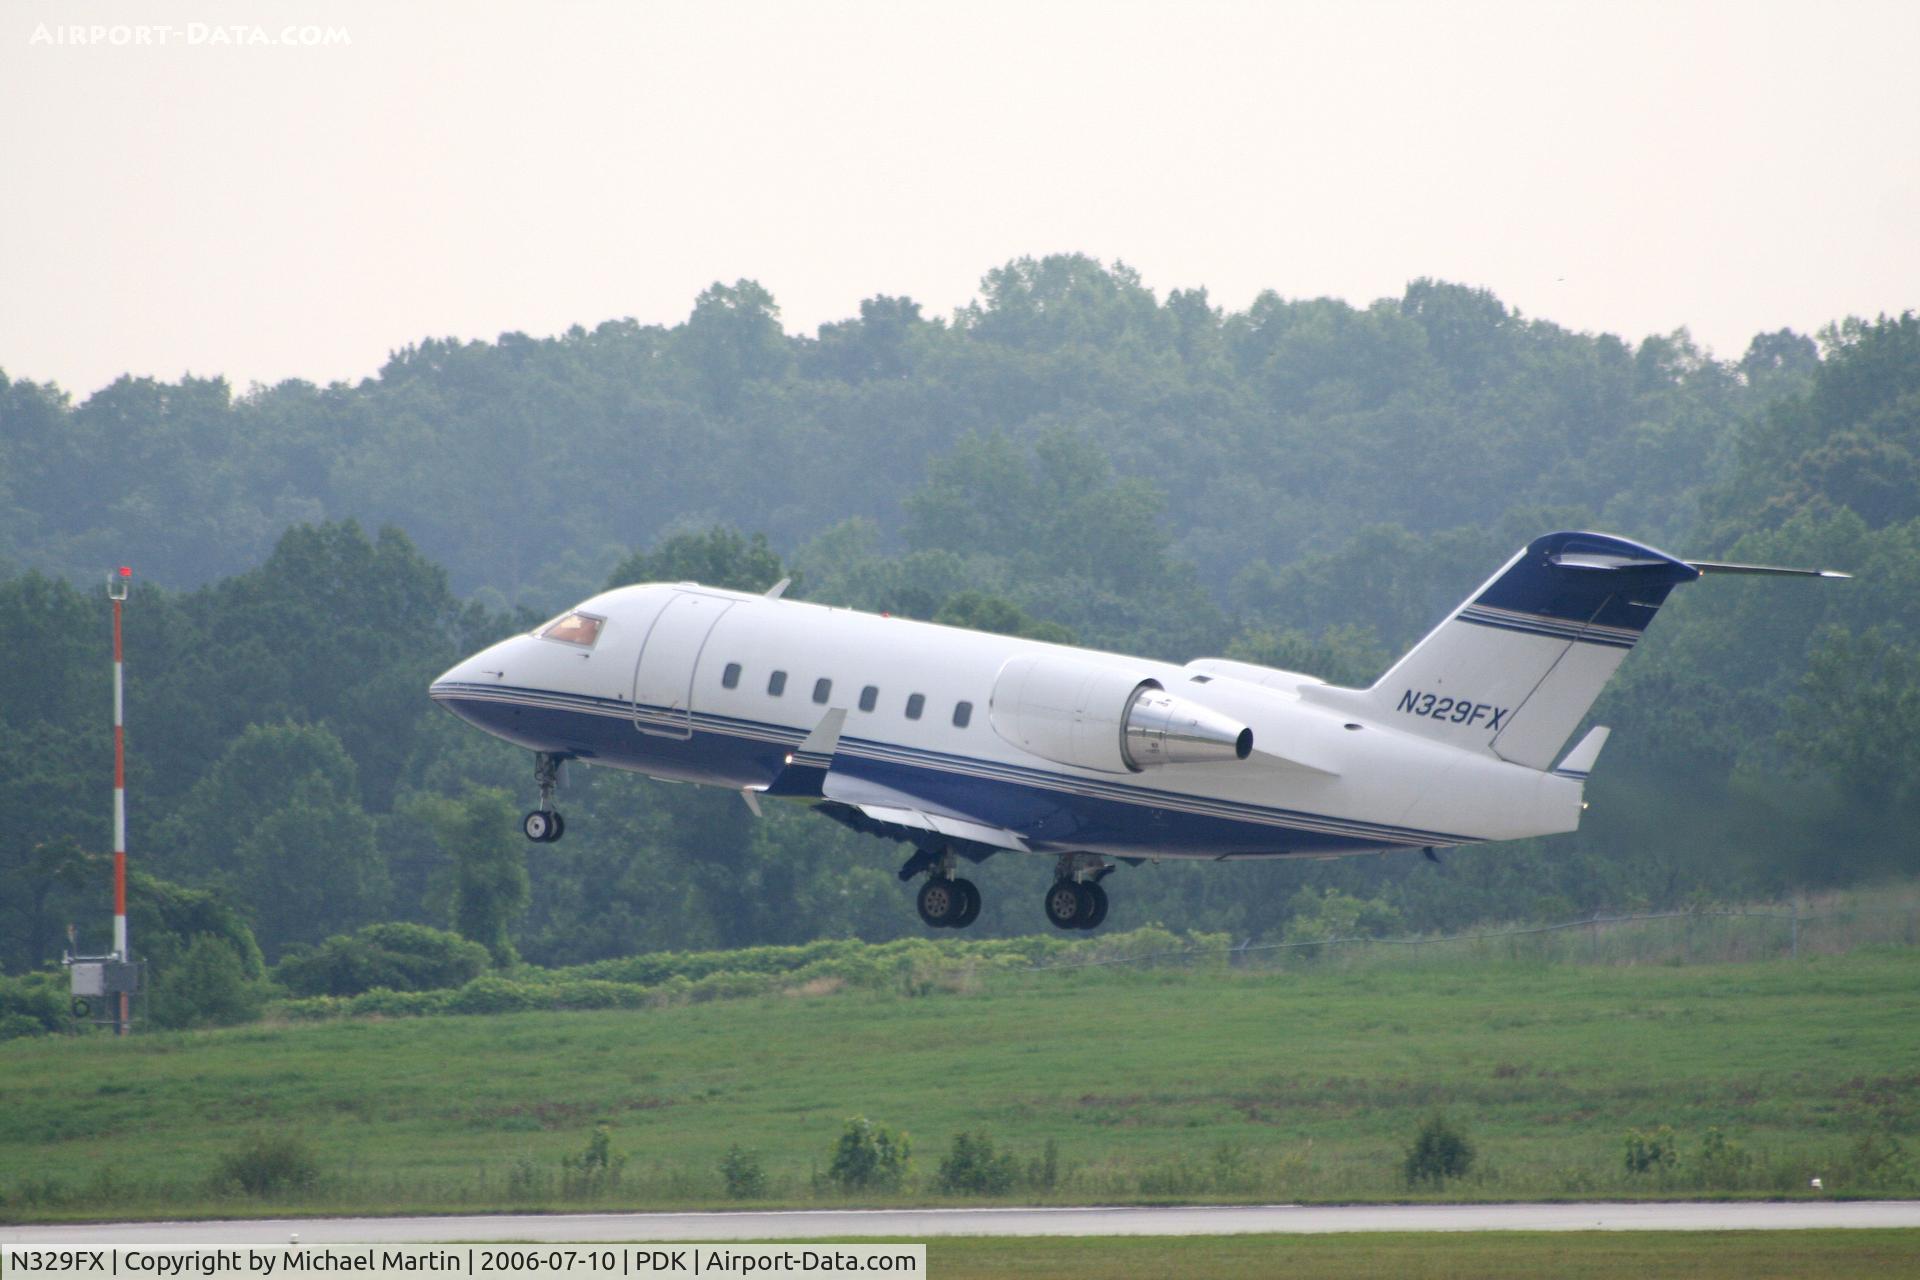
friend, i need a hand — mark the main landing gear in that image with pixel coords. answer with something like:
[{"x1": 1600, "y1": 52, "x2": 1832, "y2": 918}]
[
  {"x1": 1043, "y1": 854, "x2": 1109, "y2": 931},
  {"x1": 902, "y1": 847, "x2": 982, "y2": 929},
  {"x1": 523, "y1": 752, "x2": 566, "y2": 843},
  {"x1": 916, "y1": 873, "x2": 981, "y2": 929},
  {"x1": 900, "y1": 847, "x2": 1111, "y2": 931}
]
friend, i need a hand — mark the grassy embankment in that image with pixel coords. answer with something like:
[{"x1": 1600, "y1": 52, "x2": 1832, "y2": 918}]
[{"x1": 2, "y1": 933, "x2": 1916, "y2": 1220}]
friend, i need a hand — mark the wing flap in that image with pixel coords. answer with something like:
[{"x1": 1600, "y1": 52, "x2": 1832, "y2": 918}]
[{"x1": 821, "y1": 770, "x2": 1031, "y2": 851}]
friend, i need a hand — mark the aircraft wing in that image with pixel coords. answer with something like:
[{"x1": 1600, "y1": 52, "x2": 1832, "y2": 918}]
[{"x1": 821, "y1": 771, "x2": 1032, "y2": 852}]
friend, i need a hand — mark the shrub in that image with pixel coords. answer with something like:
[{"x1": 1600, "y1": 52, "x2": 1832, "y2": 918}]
[
  {"x1": 274, "y1": 923, "x2": 491, "y2": 997},
  {"x1": 546, "y1": 979, "x2": 648, "y2": 1010},
  {"x1": 1625, "y1": 1125, "x2": 1679, "y2": 1176},
  {"x1": 1403, "y1": 1111, "x2": 1476, "y2": 1187},
  {"x1": 1027, "y1": 1138, "x2": 1061, "y2": 1192},
  {"x1": 0, "y1": 974, "x2": 65, "y2": 1040},
  {"x1": 827, "y1": 1116, "x2": 910, "y2": 1192},
  {"x1": 1694, "y1": 1126, "x2": 1752, "y2": 1189},
  {"x1": 211, "y1": 1133, "x2": 319, "y2": 1196},
  {"x1": 936, "y1": 1131, "x2": 1019, "y2": 1195},
  {"x1": 1284, "y1": 888, "x2": 1403, "y2": 951},
  {"x1": 154, "y1": 934, "x2": 266, "y2": 1029},
  {"x1": 720, "y1": 1145, "x2": 767, "y2": 1199},
  {"x1": 559, "y1": 1124, "x2": 626, "y2": 1197},
  {"x1": 346, "y1": 987, "x2": 450, "y2": 1017},
  {"x1": 1839, "y1": 1132, "x2": 1910, "y2": 1189},
  {"x1": 443, "y1": 976, "x2": 541, "y2": 1015}
]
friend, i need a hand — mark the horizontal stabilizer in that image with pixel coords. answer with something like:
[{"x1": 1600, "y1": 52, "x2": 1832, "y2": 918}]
[
  {"x1": 1686, "y1": 560, "x2": 1852, "y2": 579},
  {"x1": 1250, "y1": 744, "x2": 1341, "y2": 778}
]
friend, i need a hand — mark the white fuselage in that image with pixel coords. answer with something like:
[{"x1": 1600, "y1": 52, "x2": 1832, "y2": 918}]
[{"x1": 431, "y1": 582, "x2": 1584, "y2": 861}]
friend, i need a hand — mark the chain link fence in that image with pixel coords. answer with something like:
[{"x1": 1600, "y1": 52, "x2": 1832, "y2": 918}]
[{"x1": 1028, "y1": 899, "x2": 1920, "y2": 973}]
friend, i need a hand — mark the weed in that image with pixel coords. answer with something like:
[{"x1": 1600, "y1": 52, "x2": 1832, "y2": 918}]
[
  {"x1": 559, "y1": 1123, "x2": 626, "y2": 1197},
  {"x1": 1624, "y1": 1125, "x2": 1679, "y2": 1176},
  {"x1": 719, "y1": 1145, "x2": 766, "y2": 1199},
  {"x1": 211, "y1": 1132, "x2": 319, "y2": 1196}
]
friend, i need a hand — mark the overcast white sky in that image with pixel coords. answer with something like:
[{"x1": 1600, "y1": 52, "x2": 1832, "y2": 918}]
[{"x1": 3, "y1": 0, "x2": 1917, "y2": 397}]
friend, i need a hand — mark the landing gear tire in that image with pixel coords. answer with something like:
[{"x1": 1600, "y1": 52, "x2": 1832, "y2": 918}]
[
  {"x1": 523, "y1": 809, "x2": 563, "y2": 843},
  {"x1": 917, "y1": 877, "x2": 964, "y2": 929},
  {"x1": 950, "y1": 878, "x2": 982, "y2": 928},
  {"x1": 1044, "y1": 879, "x2": 1091, "y2": 930},
  {"x1": 524, "y1": 752, "x2": 567, "y2": 842},
  {"x1": 1077, "y1": 879, "x2": 1108, "y2": 930}
]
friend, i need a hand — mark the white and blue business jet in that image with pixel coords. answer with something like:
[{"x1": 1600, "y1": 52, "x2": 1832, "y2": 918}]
[{"x1": 430, "y1": 532, "x2": 1843, "y2": 931}]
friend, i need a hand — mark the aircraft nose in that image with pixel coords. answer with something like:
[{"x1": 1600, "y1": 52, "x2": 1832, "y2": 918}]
[{"x1": 429, "y1": 645, "x2": 513, "y2": 701}]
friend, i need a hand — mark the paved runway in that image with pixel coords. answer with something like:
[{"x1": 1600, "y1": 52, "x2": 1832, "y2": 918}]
[{"x1": 6, "y1": 1202, "x2": 1920, "y2": 1243}]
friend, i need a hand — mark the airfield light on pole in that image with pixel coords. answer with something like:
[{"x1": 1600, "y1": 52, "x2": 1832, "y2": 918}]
[{"x1": 109, "y1": 564, "x2": 131, "y2": 1035}]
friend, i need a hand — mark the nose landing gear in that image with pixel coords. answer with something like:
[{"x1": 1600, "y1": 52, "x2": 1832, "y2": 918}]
[{"x1": 523, "y1": 752, "x2": 567, "y2": 843}]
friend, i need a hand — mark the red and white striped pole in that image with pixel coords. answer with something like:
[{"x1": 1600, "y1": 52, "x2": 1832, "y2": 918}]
[{"x1": 109, "y1": 565, "x2": 131, "y2": 1035}]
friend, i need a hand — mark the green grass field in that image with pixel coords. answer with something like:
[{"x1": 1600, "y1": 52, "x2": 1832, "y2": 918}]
[
  {"x1": 2, "y1": 949, "x2": 1917, "y2": 1218},
  {"x1": 920, "y1": 1232, "x2": 1920, "y2": 1278}
]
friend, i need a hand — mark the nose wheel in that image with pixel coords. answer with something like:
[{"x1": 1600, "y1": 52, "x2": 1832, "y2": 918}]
[
  {"x1": 524, "y1": 752, "x2": 567, "y2": 843},
  {"x1": 522, "y1": 808, "x2": 564, "y2": 843}
]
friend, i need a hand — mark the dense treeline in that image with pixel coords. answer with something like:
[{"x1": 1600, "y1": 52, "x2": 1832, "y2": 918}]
[
  {"x1": 0, "y1": 261, "x2": 1808, "y2": 606},
  {"x1": 1, "y1": 259, "x2": 1916, "y2": 986}
]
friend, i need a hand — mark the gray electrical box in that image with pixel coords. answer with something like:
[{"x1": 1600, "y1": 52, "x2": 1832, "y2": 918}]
[{"x1": 70, "y1": 960, "x2": 141, "y2": 997}]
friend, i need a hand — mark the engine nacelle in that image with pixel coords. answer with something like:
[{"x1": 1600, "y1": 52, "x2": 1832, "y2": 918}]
[{"x1": 989, "y1": 653, "x2": 1254, "y2": 773}]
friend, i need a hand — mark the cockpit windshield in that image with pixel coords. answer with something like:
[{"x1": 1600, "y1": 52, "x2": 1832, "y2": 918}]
[{"x1": 540, "y1": 611, "x2": 604, "y2": 647}]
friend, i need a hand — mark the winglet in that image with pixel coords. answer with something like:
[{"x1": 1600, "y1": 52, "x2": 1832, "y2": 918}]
[
  {"x1": 1553, "y1": 725, "x2": 1610, "y2": 781},
  {"x1": 765, "y1": 577, "x2": 792, "y2": 599},
  {"x1": 760, "y1": 708, "x2": 846, "y2": 797}
]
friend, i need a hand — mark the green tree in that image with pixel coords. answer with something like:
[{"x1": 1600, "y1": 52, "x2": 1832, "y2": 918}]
[
  {"x1": 932, "y1": 591, "x2": 1074, "y2": 644},
  {"x1": 274, "y1": 922, "x2": 491, "y2": 997},
  {"x1": 152, "y1": 933, "x2": 265, "y2": 1029},
  {"x1": 442, "y1": 787, "x2": 529, "y2": 966},
  {"x1": 1781, "y1": 625, "x2": 1920, "y2": 806},
  {"x1": 606, "y1": 527, "x2": 785, "y2": 593},
  {"x1": 160, "y1": 723, "x2": 385, "y2": 953},
  {"x1": 681, "y1": 280, "x2": 791, "y2": 411}
]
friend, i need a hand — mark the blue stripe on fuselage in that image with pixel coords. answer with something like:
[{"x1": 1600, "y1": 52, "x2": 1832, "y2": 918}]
[{"x1": 429, "y1": 682, "x2": 1475, "y2": 858}]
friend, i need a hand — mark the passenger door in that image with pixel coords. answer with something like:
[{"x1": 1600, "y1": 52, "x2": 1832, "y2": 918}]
[{"x1": 632, "y1": 591, "x2": 733, "y2": 739}]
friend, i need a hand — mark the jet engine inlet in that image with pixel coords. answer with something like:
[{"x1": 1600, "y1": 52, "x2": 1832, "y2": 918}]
[{"x1": 1121, "y1": 686, "x2": 1255, "y2": 770}]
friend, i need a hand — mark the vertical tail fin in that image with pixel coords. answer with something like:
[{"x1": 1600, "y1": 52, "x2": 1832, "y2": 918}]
[{"x1": 1359, "y1": 532, "x2": 1699, "y2": 770}]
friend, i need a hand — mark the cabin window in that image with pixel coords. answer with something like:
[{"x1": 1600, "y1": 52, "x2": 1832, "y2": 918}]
[
  {"x1": 859, "y1": 685, "x2": 879, "y2": 712},
  {"x1": 952, "y1": 700, "x2": 973, "y2": 728},
  {"x1": 722, "y1": 662, "x2": 742, "y2": 689},
  {"x1": 813, "y1": 677, "x2": 833, "y2": 704},
  {"x1": 768, "y1": 670, "x2": 787, "y2": 696},
  {"x1": 539, "y1": 611, "x2": 603, "y2": 648},
  {"x1": 905, "y1": 693, "x2": 925, "y2": 720}
]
